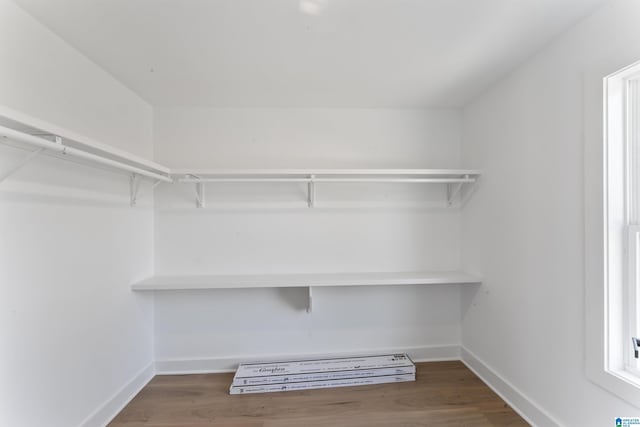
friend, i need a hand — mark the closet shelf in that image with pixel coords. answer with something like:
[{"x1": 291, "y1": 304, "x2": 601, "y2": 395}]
[
  {"x1": 131, "y1": 271, "x2": 481, "y2": 313},
  {"x1": 131, "y1": 271, "x2": 482, "y2": 291},
  {"x1": 0, "y1": 113, "x2": 172, "y2": 206},
  {"x1": 172, "y1": 169, "x2": 482, "y2": 208},
  {"x1": 0, "y1": 110, "x2": 481, "y2": 209},
  {"x1": 0, "y1": 106, "x2": 170, "y2": 176},
  {"x1": 172, "y1": 168, "x2": 482, "y2": 177}
]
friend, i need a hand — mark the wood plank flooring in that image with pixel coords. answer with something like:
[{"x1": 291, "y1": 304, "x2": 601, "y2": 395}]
[{"x1": 109, "y1": 361, "x2": 528, "y2": 426}]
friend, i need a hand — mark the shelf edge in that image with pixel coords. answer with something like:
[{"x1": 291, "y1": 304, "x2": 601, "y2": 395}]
[{"x1": 131, "y1": 272, "x2": 482, "y2": 291}]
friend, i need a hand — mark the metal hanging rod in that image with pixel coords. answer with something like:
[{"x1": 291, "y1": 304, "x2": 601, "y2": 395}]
[
  {"x1": 316, "y1": 177, "x2": 475, "y2": 183},
  {"x1": 0, "y1": 125, "x2": 172, "y2": 183},
  {"x1": 178, "y1": 177, "x2": 476, "y2": 184},
  {"x1": 180, "y1": 177, "x2": 311, "y2": 183}
]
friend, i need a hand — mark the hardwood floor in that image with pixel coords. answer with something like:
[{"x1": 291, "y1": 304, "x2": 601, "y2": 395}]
[{"x1": 109, "y1": 361, "x2": 528, "y2": 426}]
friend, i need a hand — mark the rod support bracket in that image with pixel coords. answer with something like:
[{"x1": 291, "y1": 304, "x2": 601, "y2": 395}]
[
  {"x1": 0, "y1": 147, "x2": 45, "y2": 184},
  {"x1": 130, "y1": 173, "x2": 142, "y2": 207},
  {"x1": 307, "y1": 175, "x2": 316, "y2": 208},
  {"x1": 307, "y1": 286, "x2": 313, "y2": 313},
  {"x1": 447, "y1": 174, "x2": 478, "y2": 207},
  {"x1": 458, "y1": 174, "x2": 479, "y2": 208},
  {"x1": 196, "y1": 181, "x2": 206, "y2": 208}
]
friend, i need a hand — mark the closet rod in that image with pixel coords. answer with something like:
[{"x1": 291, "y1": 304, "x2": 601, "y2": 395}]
[
  {"x1": 0, "y1": 125, "x2": 172, "y2": 182},
  {"x1": 179, "y1": 177, "x2": 476, "y2": 184}
]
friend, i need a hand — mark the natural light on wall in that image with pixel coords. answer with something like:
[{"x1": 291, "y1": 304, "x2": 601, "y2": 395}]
[{"x1": 299, "y1": 0, "x2": 328, "y2": 15}]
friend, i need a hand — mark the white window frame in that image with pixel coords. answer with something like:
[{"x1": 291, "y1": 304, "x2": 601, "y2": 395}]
[
  {"x1": 625, "y1": 70, "x2": 640, "y2": 377},
  {"x1": 628, "y1": 225, "x2": 640, "y2": 376},
  {"x1": 586, "y1": 60, "x2": 640, "y2": 407}
]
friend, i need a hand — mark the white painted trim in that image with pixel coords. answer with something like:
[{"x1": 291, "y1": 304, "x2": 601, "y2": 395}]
[
  {"x1": 78, "y1": 362, "x2": 155, "y2": 427},
  {"x1": 460, "y1": 347, "x2": 562, "y2": 427},
  {"x1": 155, "y1": 344, "x2": 460, "y2": 375}
]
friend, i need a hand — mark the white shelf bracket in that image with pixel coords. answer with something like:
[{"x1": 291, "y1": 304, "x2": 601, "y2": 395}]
[
  {"x1": 131, "y1": 179, "x2": 163, "y2": 207},
  {"x1": 447, "y1": 175, "x2": 467, "y2": 206},
  {"x1": 0, "y1": 147, "x2": 45, "y2": 184},
  {"x1": 307, "y1": 175, "x2": 316, "y2": 208},
  {"x1": 459, "y1": 177, "x2": 478, "y2": 208},
  {"x1": 130, "y1": 173, "x2": 142, "y2": 207},
  {"x1": 196, "y1": 181, "x2": 206, "y2": 208},
  {"x1": 307, "y1": 286, "x2": 313, "y2": 313}
]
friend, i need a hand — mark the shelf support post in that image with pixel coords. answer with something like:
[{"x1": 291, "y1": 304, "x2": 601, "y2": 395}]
[
  {"x1": 307, "y1": 175, "x2": 316, "y2": 208},
  {"x1": 130, "y1": 173, "x2": 142, "y2": 207},
  {"x1": 307, "y1": 286, "x2": 313, "y2": 313},
  {"x1": 196, "y1": 181, "x2": 206, "y2": 208},
  {"x1": 0, "y1": 147, "x2": 45, "y2": 184}
]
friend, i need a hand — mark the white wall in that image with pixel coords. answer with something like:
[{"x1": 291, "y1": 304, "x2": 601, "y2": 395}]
[
  {"x1": 0, "y1": 1, "x2": 155, "y2": 426},
  {"x1": 154, "y1": 108, "x2": 461, "y2": 169},
  {"x1": 153, "y1": 108, "x2": 465, "y2": 368},
  {"x1": 0, "y1": 1, "x2": 152, "y2": 159},
  {"x1": 461, "y1": 0, "x2": 640, "y2": 425}
]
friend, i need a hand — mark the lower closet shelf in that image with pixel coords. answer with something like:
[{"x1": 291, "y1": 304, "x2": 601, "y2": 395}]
[
  {"x1": 130, "y1": 271, "x2": 482, "y2": 291},
  {"x1": 131, "y1": 271, "x2": 481, "y2": 313}
]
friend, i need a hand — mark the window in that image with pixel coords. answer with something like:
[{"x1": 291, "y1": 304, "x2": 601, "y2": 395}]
[
  {"x1": 587, "y1": 60, "x2": 640, "y2": 407},
  {"x1": 625, "y1": 71, "x2": 640, "y2": 376}
]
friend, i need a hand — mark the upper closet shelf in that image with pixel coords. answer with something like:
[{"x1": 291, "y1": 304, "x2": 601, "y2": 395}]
[
  {"x1": 0, "y1": 108, "x2": 481, "y2": 209},
  {"x1": 0, "y1": 110, "x2": 172, "y2": 206},
  {"x1": 172, "y1": 169, "x2": 482, "y2": 208}
]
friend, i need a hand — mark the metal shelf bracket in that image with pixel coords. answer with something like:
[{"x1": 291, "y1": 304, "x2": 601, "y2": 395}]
[
  {"x1": 458, "y1": 179, "x2": 478, "y2": 208},
  {"x1": 307, "y1": 174, "x2": 316, "y2": 208},
  {"x1": 130, "y1": 173, "x2": 142, "y2": 207},
  {"x1": 0, "y1": 146, "x2": 45, "y2": 184},
  {"x1": 196, "y1": 181, "x2": 206, "y2": 208},
  {"x1": 130, "y1": 175, "x2": 163, "y2": 207},
  {"x1": 307, "y1": 286, "x2": 313, "y2": 313},
  {"x1": 447, "y1": 175, "x2": 478, "y2": 207},
  {"x1": 447, "y1": 181, "x2": 464, "y2": 206}
]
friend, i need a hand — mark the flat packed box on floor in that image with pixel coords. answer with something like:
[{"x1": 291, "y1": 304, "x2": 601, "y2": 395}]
[{"x1": 230, "y1": 354, "x2": 415, "y2": 395}]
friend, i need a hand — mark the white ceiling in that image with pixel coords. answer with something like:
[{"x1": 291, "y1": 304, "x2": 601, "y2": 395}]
[{"x1": 15, "y1": 0, "x2": 607, "y2": 108}]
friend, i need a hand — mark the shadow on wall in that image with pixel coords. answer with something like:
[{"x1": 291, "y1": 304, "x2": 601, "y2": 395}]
[{"x1": 275, "y1": 287, "x2": 310, "y2": 312}]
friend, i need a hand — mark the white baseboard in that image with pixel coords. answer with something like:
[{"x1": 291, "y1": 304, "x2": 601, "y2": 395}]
[
  {"x1": 460, "y1": 347, "x2": 563, "y2": 427},
  {"x1": 79, "y1": 362, "x2": 155, "y2": 427},
  {"x1": 155, "y1": 344, "x2": 461, "y2": 375}
]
